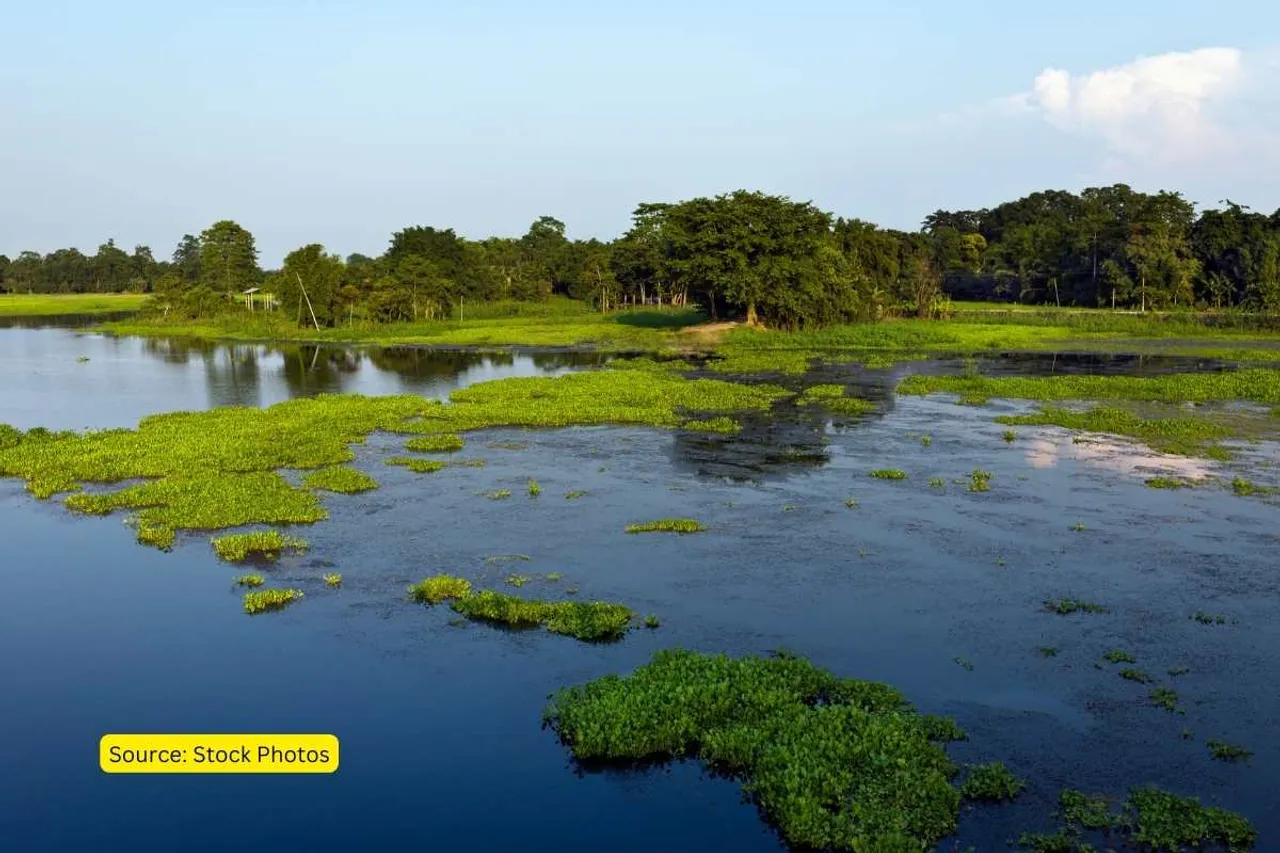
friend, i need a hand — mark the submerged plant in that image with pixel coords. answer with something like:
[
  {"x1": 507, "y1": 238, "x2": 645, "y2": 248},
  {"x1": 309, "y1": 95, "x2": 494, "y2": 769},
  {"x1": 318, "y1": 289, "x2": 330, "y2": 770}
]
[
  {"x1": 211, "y1": 530, "x2": 309, "y2": 563},
  {"x1": 243, "y1": 588, "x2": 303, "y2": 615},
  {"x1": 1149, "y1": 687, "x2": 1179, "y2": 712},
  {"x1": 1168, "y1": 664, "x2": 1191, "y2": 677},
  {"x1": 954, "y1": 656, "x2": 975, "y2": 671},
  {"x1": 323, "y1": 573, "x2": 342, "y2": 587},
  {"x1": 1044, "y1": 598, "x2": 1109, "y2": 615},
  {"x1": 1036, "y1": 646, "x2": 1060, "y2": 657},
  {"x1": 1207, "y1": 739, "x2": 1252, "y2": 762},
  {"x1": 302, "y1": 466, "x2": 378, "y2": 494},
  {"x1": 544, "y1": 649, "x2": 965, "y2": 850},
  {"x1": 870, "y1": 469, "x2": 907, "y2": 480},
  {"x1": 625, "y1": 518, "x2": 706, "y2": 534},
  {"x1": 408, "y1": 575, "x2": 472, "y2": 605},
  {"x1": 959, "y1": 762, "x2": 1025, "y2": 801}
]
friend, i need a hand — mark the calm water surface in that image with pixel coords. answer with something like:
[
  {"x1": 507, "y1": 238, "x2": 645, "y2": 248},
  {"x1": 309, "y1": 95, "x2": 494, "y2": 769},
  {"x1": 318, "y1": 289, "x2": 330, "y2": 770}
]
[{"x1": 1, "y1": 322, "x2": 1277, "y2": 852}]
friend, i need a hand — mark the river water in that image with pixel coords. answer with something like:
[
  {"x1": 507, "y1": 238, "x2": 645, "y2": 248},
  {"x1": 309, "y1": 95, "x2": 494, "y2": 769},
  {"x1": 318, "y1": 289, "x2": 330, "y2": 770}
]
[{"x1": 1, "y1": 321, "x2": 1276, "y2": 852}]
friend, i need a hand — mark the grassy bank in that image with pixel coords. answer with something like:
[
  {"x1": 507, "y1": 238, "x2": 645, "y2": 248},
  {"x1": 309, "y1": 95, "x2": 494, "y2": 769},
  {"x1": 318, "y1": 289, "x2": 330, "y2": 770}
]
[{"x1": 0, "y1": 293, "x2": 150, "y2": 316}]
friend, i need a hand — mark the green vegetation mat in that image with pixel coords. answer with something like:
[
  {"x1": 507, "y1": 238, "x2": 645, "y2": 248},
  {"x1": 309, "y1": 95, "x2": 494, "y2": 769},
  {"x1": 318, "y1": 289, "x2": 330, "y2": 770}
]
[{"x1": 544, "y1": 649, "x2": 972, "y2": 850}]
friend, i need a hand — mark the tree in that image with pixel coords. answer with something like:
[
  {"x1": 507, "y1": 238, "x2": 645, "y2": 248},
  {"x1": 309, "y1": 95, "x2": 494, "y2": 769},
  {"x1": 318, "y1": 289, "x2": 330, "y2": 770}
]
[
  {"x1": 277, "y1": 244, "x2": 344, "y2": 327},
  {"x1": 93, "y1": 239, "x2": 132, "y2": 292},
  {"x1": 173, "y1": 234, "x2": 202, "y2": 282},
  {"x1": 199, "y1": 220, "x2": 259, "y2": 293},
  {"x1": 396, "y1": 255, "x2": 453, "y2": 319},
  {"x1": 0, "y1": 254, "x2": 9, "y2": 292}
]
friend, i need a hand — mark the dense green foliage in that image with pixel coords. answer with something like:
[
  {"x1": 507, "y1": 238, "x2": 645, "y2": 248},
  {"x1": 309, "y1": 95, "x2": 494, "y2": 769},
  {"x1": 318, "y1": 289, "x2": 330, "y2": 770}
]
[
  {"x1": 451, "y1": 591, "x2": 635, "y2": 641},
  {"x1": 544, "y1": 649, "x2": 967, "y2": 850},
  {"x1": 408, "y1": 575, "x2": 473, "y2": 604},
  {"x1": 403, "y1": 434, "x2": 464, "y2": 453},
  {"x1": 959, "y1": 762, "x2": 1025, "y2": 801}
]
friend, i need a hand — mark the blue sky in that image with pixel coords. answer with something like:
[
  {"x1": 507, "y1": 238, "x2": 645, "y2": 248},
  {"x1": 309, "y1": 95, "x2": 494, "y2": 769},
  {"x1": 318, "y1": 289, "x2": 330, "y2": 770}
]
[{"x1": 3, "y1": 0, "x2": 1278, "y2": 265}]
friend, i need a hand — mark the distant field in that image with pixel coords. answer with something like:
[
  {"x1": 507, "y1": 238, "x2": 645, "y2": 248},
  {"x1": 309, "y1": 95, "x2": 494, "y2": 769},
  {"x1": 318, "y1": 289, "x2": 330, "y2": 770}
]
[{"x1": 0, "y1": 293, "x2": 150, "y2": 316}]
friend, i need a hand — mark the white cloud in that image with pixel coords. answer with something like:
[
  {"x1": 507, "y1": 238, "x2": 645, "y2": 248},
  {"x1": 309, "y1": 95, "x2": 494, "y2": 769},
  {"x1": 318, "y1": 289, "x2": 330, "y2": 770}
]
[{"x1": 1017, "y1": 47, "x2": 1249, "y2": 162}]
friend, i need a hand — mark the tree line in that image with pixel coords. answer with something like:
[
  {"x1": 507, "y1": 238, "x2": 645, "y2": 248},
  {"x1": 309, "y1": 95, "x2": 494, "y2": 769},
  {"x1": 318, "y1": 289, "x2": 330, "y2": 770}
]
[{"x1": 3, "y1": 185, "x2": 1278, "y2": 327}]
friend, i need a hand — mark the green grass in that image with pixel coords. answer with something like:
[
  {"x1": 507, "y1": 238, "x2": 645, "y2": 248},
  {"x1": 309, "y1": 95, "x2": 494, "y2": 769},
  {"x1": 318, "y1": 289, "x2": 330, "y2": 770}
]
[
  {"x1": 0, "y1": 292, "x2": 150, "y2": 316},
  {"x1": 404, "y1": 433, "x2": 464, "y2": 453},
  {"x1": 870, "y1": 468, "x2": 907, "y2": 480},
  {"x1": 385, "y1": 456, "x2": 446, "y2": 473},
  {"x1": 625, "y1": 518, "x2": 706, "y2": 534},
  {"x1": 959, "y1": 762, "x2": 1025, "y2": 801},
  {"x1": 301, "y1": 466, "x2": 378, "y2": 493},
  {"x1": 898, "y1": 368, "x2": 1280, "y2": 405},
  {"x1": 543, "y1": 649, "x2": 967, "y2": 850},
  {"x1": 1207, "y1": 739, "x2": 1253, "y2": 762},
  {"x1": 408, "y1": 575, "x2": 473, "y2": 604},
  {"x1": 234, "y1": 573, "x2": 265, "y2": 587},
  {"x1": 211, "y1": 530, "x2": 309, "y2": 563},
  {"x1": 451, "y1": 591, "x2": 634, "y2": 641},
  {"x1": 103, "y1": 302, "x2": 706, "y2": 350},
  {"x1": 243, "y1": 588, "x2": 303, "y2": 614},
  {"x1": 323, "y1": 572, "x2": 342, "y2": 587},
  {"x1": 1044, "y1": 598, "x2": 1109, "y2": 615}
]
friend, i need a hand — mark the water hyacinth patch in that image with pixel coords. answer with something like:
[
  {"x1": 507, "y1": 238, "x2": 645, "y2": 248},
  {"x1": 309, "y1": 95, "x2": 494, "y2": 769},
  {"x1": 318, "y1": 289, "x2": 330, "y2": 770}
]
[
  {"x1": 451, "y1": 591, "x2": 634, "y2": 642},
  {"x1": 870, "y1": 469, "x2": 907, "y2": 480},
  {"x1": 243, "y1": 588, "x2": 303, "y2": 614},
  {"x1": 1043, "y1": 598, "x2": 1108, "y2": 615},
  {"x1": 385, "y1": 456, "x2": 446, "y2": 473},
  {"x1": 527, "y1": 479, "x2": 541, "y2": 497},
  {"x1": 211, "y1": 530, "x2": 309, "y2": 563},
  {"x1": 968, "y1": 469, "x2": 992, "y2": 492},
  {"x1": 301, "y1": 466, "x2": 378, "y2": 494},
  {"x1": 681, "y1": 417, "x2": 741, "y2": 434},
  {"x1": 408, "y1": 575, "x2": 472, "y2": 604},
  {"x1": 1207, "y1": 739, "x2": 1252, "y2": 762},
  {"x1": 544, "y1": 649, "x2": 966, "y2": 850},
  {"x1": 959, "y1": 762, "x2": 1025, "y2": 801},
  {"x1": 323, "y1": 573, "x2": 342, "y2": 587},
  {"x1": 1102, "y1": 649, "x2": 1136, "y2": 664},
  {"x1": 234, "y1": 573, "x2": 265, "y2": 587},
  {"x1": 403, "y1": 433, "x2": 464, "y2": 453},
  {"x1": 625, "y1": 518, "x2": 707, "y2": 534}
]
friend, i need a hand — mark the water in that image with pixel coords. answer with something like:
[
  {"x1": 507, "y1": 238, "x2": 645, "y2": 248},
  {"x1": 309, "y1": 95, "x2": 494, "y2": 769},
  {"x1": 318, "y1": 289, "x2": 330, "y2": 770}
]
[{"x1": 2, "y1": 321, "x2": 1277, "y2": 852}]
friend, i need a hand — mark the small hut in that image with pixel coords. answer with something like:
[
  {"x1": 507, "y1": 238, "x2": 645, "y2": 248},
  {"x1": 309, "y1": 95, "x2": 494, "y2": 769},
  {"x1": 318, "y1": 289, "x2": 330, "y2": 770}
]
[{"x1": 241, "y1": 287, "x2": 278, "y2": 312}]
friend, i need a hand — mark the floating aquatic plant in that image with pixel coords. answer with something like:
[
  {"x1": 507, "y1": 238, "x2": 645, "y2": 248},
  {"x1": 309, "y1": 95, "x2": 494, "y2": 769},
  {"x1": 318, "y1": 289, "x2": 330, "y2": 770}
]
[
  {"x1": 482, "y1": 489, "x2": 512, "y2": 500},
  {"x1": 1119, "y1": 668, "x2": 1150, "y2": 683},
  {"x1": 243, "y1": 588, "x2": 303, "y2": 614},
  {"x1": 211, "y1": 530, "x2": 309, "y2": 563},
  {"x1": 544, "y1": 572, "x2": 562, "y2": 581},
  {"x1": 1102, "y1": 649, "x2": 1136, "y2": 664},
  {"x1": 1168, "y1": 664, "x2": 1191, "y2": 677},
  {"x1": 954, "y1": 656, "x2": 975, "y2": 671},
  {"x1": 1070, "y1": 521, "x2": 1086, "y2": 532},
  {"x1": 844, "y1": 497, "x2": 859, "y2": 508},
  {"x1": 921, "y1": 434, "x2": 933, "y2": 447},
  {"x1": 564, "y1": 490, "x2": 588, "y2": 500},
  {"x1": 643, "y1": 614, "x2": 661, "y2": 629},
  {"x1": 136, "y1": 519, "x2": 176, "y2": 550},
  {"x1": 544, "y1": 649, "x2": 965, "y2": 850},
  {"x1": 1149, "y1": 687, "x2": 1179, "y2": 712},
  {"x1": 1207, "y1": 739, "x2": 1252, "y2": 762},
  {"x1": 527, "y1": 479, "x2": 541, "y2": 497},
  {"x1": 1192, "y1": 610, "x2": 1228, "y2": 625},
  {"x1": 505, "y1": 573, "x2": 530, "y2": 588},
  {"x1": 1043, "y1": 598, "x2": 1109, "y2": 615},
  {"x1": 681, "y1": 417, "x2": 741, "y2": 433},
  {"x1": 484, "y1": 553, "x2": 531, "y2": 565},
  {"x1": 451, "y1": 591, "x2": 634, "y2": 642},
  {"x1": 404, "y1": 433, "x2": 464, "y2": 453},
  {"x1": 385, "y1": 456, "x2": 445, "y2": 473},
  {"x1": 928, "y1": 477, "x2": 945, "y2": 488},
  {"x1": 870, "y1": 469, "x2": 907, "y2": 480},
  {"x1": 408, "y1": 575, "x2": 472, "y2": 605},
  {"x1": 968, "y1": 468, "x2": 992, "y2": 492},
  {"x1": 323, "y1": 573, "x2": 342, "y2": 587},
  {"x1": 1002, "y1": 430, "x2": 1016, "y2": 443},
  {"x1": 234, "y1": 573, "x2": 265, "y2": 587},
  {"x1": 959, "y1": 762, "x2": 1025, "y2": 801},
  {"x1": 1037, "y1": 646, "x2": 1060, "y2": 657},
  {"x1": 302, "y1": 466, "x2": 378, "y2": 494},
  {"x1": 625, "y1": 518, "x2": 706, "y2": 534}
]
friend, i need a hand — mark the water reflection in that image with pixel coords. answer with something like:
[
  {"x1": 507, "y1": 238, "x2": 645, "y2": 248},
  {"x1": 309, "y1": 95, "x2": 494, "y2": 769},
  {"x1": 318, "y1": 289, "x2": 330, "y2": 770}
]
[{"x1": 1022, "y1": 433, "x2": 1219, "y2": 480}]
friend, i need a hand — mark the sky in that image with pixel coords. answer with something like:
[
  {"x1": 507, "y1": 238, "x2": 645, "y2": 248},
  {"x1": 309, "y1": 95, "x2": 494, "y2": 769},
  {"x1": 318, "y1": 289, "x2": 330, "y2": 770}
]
[{"x1": 2, "y1": 0, "x2": 1279, "y2": 265}]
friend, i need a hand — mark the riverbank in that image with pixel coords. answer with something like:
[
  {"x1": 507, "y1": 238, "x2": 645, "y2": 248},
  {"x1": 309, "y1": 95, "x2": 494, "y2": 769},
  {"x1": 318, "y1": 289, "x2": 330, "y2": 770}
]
[
  {"x1": 0, "y1": 293, "x2": 150, "y2": 316},
  {"x1": 97, "y1": 302, "x2": 1280, "y2": 364}
]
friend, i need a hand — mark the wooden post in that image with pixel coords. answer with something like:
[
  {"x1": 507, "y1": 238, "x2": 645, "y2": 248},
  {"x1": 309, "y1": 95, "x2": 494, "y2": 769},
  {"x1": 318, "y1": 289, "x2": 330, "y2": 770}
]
[{"x1": 295, "y1": 273, "x2": 322, "y2": 331}]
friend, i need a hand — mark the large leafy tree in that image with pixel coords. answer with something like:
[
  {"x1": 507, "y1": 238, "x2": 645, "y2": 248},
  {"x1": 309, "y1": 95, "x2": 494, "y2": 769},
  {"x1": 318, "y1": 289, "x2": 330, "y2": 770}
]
[
  {"x1": 198, "y1": 220, "x2": 259, "y2": 293},
  {"x1": 277, "y1": 244, "x2": 345, "y2": 326}
]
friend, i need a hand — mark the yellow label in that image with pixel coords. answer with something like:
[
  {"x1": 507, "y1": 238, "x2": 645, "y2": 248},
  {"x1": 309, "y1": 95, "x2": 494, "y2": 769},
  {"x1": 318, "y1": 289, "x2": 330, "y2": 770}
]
[{"x1": 100, "y1": 734, "x2": 339, "y2": 774}]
